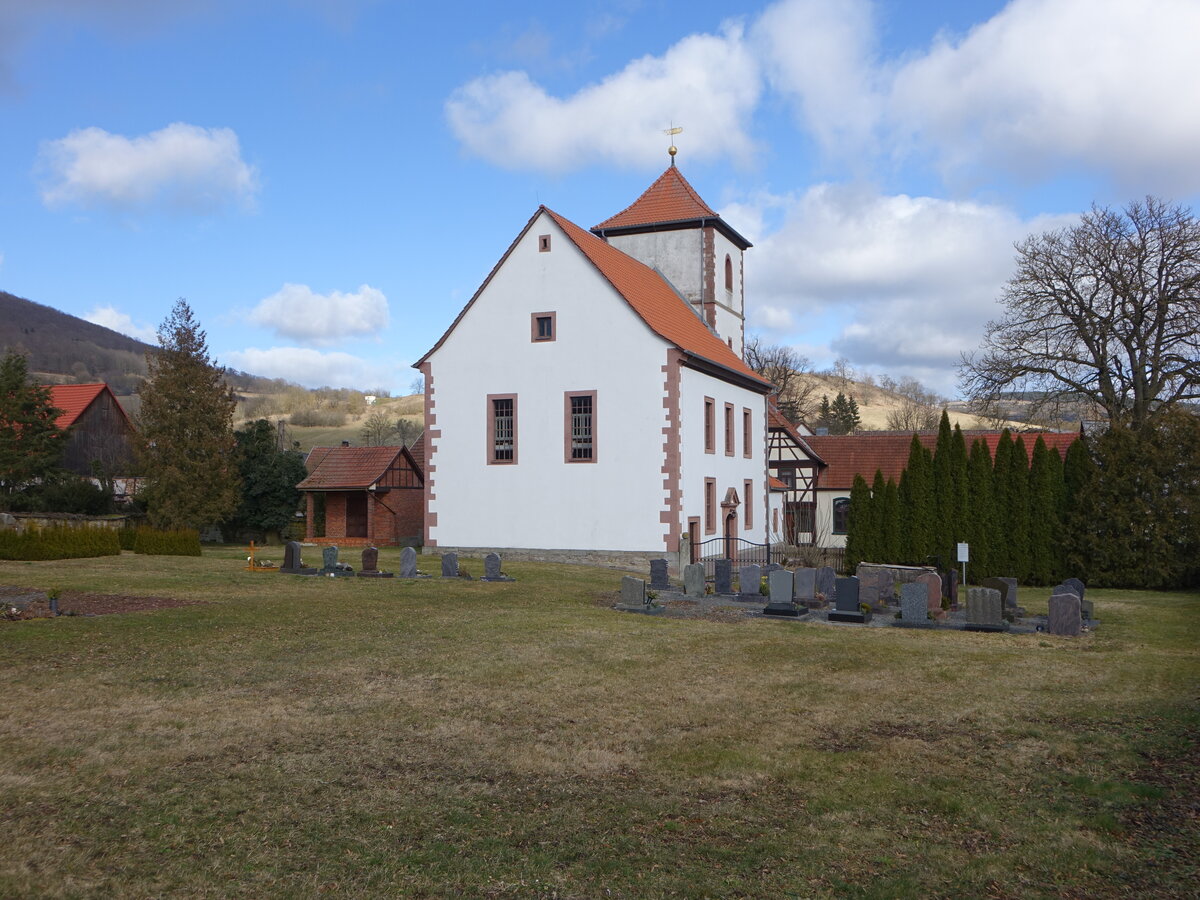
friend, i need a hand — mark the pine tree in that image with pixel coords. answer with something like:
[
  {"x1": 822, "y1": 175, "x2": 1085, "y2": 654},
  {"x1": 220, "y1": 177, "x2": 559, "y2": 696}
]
[
  {"x1": 950, "y1": 424, "x2": 969, "y2": 555},
  {"x1": 138, "y1": 300, "x2": 240, "y2": 530},
  {"x1": 867, "y1": 469, "x2": 887, "y2": 562},
  {"x1": 966, "y1": 438, "x2": 996, "y2": 581},
  {"x1": 1008, "y1": 435, "x2": 1032, "y2": 580},
  {"x1": 1046, "y1": 444, "x2": 1065, "y2": 580},
  {"x1": 991, "y1": 430, "x2": 1014, "y2": 574},
  {"x1": 1062, "y1": 433, "x2": 1093, "y2": 578},
  {"x1": 0, "y1": 351, "x2": 64, "y2": 500},
  {"x1": 845, "y1": 473, "x2": 873, "y2": 572},
  {"x1": 1027, "y1": 437, "x2": 1059, "y2": 585},
  {"x1": 225, "y1": 419, "x2": 308, "y2": 540},
  {"x1": 826, "y1": 392, "x2": 862, "y2": 435}
]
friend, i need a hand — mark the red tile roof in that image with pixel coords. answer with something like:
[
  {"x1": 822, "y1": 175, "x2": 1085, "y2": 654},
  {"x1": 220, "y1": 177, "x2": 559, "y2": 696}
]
[
  {"x1": 767, "y1": 400, "x2": 825, "y2": 466},
  {"x1": 594, "y1": 165, "x2": 718, "y2": 230},
  {"x1": 49, "y1": 383, "x2": 130, "y2": 429},
  {"x1": 769, "y1": 475, "x2": 789, "y2": 491},
  {"x1": 544, "y1": 208, "x2": 770, "y2": 389},
  {"x1": 805, "y1": 431, "x2": 1081, "y2": 489},
  {"x1": 299, "y1": 445, "x2": 405, "y2": 490},
  {"x1": 407, "y1": 433, "x2": 425, "y2": 472},
  {"x1": 591, "y1": 165, "x2": 752, "y2": 249}
]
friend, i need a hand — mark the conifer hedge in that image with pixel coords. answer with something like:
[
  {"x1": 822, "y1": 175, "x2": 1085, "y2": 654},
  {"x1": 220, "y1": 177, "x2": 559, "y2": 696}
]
[
  {"x1": 131, "y1": 527, "x2": 202, "y2": 557},
  {"x1": 0, "y1": 524, "x2": 121, "y2": 560}
]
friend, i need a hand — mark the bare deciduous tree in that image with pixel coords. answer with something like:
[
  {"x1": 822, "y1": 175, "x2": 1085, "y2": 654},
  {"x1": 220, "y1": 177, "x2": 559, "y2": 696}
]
[
  {"x1": 960, "y1": 197, "x2": 1200, "y2": 430},
  {"x1": 360, "y1": 410, "x2": 396, "y2": 446},
  {"x1": 884, "y1": 376, "x2": 942, "y2": 432},
  {"x1": 744, "y1": 336, "x2": 820, "y2": 424}
]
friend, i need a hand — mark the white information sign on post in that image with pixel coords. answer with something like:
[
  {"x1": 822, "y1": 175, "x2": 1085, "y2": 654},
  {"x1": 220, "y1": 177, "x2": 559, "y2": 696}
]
[{"x1": 957, "y1": 542, "x2": 969, "y2": 588}]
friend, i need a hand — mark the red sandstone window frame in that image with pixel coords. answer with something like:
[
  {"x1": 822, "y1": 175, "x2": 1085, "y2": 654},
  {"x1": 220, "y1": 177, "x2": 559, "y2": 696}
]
[
  {"x1": 564, "y1": 390, "x2": 597, "y2": 463},
  {"x1": 538, "y1": 234, "x2": 551, "y2": 252},
  {"x1": 487, "y1": 393, "x2": 517, "y2": 465},
  {"x1": 743, "y1": 408, "x2": 752, "y2": 458},
  {"x1": 531, "y1": 311, "x2": 556, "y2": 342},
  {"x1": 724, "y1": 254, "x2": 733, "y2": 292},
  {"x1": 724, "y1": 403, "x2": 735, "y2": 456},
  {"x1": 704, "y1": 397, "x2": 715, "y2": 454},
  {"x1": 744, "y1": 479, "x2": 753, "y2": 530},
  {"x1": 704, "y1": 478, "x2": 716, "y2": 534}
]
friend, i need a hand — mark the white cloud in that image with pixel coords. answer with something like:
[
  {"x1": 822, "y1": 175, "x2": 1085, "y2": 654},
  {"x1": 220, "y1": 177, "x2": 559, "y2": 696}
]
[
  {"x1": 37, "y1": 123, "x2": 258, "y2": 213},
  {"x1": 225, "y1": 347, "x2": 399, "y2": 391},
  {"x1": 741, "y1": 184, "x2": 1077, "y2": 392},
  {"x1": 84, "y1": 305, "x2": 158, "y2": 343},
  {"x1": 889, "y1": 0, "x2": 1200, "y2": 193},
  {"x1": 445, "y1": 21, "x2": 761, "y2": 172},
  {"x1": 248, "y1": 283, "x2": 389, "y2": 346}
]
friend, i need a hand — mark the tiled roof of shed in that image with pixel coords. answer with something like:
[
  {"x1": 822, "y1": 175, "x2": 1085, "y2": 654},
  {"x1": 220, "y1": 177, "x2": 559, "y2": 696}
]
[
  {"x1": 544, "y1": 208, "x2": 770, "y2": 389},
  {"x1": 805, "y1": 431, "x2": 1081, "y2": 490},
  {"x1": 298, "y1": 445, "x2": 404, "y2": 491},
  {"x1": 48, "y1": 383, "x2": 130, "y2": 429},
  {"x1": 767, "y1": 400, "x2": 825, "y2": 466}
]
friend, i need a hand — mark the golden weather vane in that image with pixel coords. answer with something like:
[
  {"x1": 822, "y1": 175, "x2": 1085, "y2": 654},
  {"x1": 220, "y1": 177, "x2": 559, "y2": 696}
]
[{"x1": 664, "y1": 124, "x2": 683, "y2": 165}]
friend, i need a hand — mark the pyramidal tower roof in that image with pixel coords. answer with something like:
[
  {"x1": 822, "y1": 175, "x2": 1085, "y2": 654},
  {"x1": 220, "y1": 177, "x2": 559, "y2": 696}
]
[{"x1": 591, "y1": 165, "x2": 752, "y2": 249}]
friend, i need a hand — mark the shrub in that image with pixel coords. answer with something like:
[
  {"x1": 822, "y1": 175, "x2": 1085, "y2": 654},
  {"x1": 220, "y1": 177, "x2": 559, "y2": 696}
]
[
  {"x1": 118, "y1": 527, "x2": 138, "y2": 551},
  {"x1": 287, "y1": 409, "x2": 347, "y2": 428},
  {"x1": 0, "y1": 523, "x2": 121, "y2": 560},
  {"x1": 132, "y1": 527, "x2": 202, "y2": 556}
]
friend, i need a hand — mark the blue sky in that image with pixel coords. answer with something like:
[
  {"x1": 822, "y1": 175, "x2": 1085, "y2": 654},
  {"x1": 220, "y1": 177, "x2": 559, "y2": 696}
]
[{"x1": 2, "y1": 0, "x2": 1198, "y2": 398}]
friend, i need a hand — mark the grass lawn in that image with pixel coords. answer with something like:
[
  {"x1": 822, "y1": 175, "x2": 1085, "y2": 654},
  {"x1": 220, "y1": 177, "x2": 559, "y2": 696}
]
[{"x1": 1, "y1": 547, "x2": 1196, "y2": 898}]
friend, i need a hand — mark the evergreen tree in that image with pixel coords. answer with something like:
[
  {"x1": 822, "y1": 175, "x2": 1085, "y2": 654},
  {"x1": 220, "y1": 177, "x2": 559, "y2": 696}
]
[
  {"x1": 879, "y1": 476, "x2": 901, "y2": 563},
  {"x1": 138, "y1": 300, "x2": 240, "y2": 530},
  {"x1": 0, "y1": 351, "x2": 64, "y2": 500},
  {"x1": 1062, "y1": 433, "x2": 1094, "y2": 577},
  {"x1": 931, "y1": 411, "x2": 955, "y2": 569},
  {"x1": 867, "y1": 469, "x2": 887, "y2": 562},
  {"x1": 1046, "y1": 444, "x2": 1066, "y2": 579},
  {"x1": 966, "y1": 438, "x2": 997, "y2": 581},
  {"x1": 991, "y1": 430, "x2": 1014, "y2": 574},
  {"x1": 844, "y1": 473, "x2": 873, "y2": 572},
  {"x1": 1008, "y1": 435, "x2": 1032, "y2": 580},
  {"x1": 825, "y1": 392, "x2": 862, "y2": 435},
  {"x1": 1074, "y1": 413, "x2": 1200, "y2": 589},
  {"x1": 225, "y1": 419, "x2": 308, "y2": 540},
  {"x1": 898, "y1": 434, "x2": 933, "y2": 564},
  {"x1": 1027, "y1": 437, "x2": 1059, "y2": 585}
]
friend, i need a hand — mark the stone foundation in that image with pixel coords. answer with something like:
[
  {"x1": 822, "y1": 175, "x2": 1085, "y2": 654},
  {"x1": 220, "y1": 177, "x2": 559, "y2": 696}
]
[{"x1": 424, "y1": 545, "x2": 688, "y2": 574}]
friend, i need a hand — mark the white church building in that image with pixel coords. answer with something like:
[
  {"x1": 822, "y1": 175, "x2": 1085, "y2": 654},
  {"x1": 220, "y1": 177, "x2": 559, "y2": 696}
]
[{"x1": 415, "y1": 161, "x2": 775, "y2": 569}]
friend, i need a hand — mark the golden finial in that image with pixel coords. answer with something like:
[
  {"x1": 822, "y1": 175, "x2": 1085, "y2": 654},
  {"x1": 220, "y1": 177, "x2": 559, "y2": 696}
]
[{"x1": 664, "y1": 124, "x2": 683, "y2": 166}]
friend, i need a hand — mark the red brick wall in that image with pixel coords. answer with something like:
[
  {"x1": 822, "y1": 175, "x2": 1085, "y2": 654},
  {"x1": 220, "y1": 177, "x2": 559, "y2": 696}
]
[{"x1": 312, "y1": 489, "x2": 422, "y2": 546}]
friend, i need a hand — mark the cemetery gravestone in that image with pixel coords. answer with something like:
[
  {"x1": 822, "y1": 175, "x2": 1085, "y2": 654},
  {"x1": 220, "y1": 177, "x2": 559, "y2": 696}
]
[
  {"x1": 1054, "y1": 581, "x2": 1092, "y2": 620},
  {"x1": 714, "y1": 559, "x2": 733, "y2": 595},
  {"x1": 481, "y1": 552, "x2": 514, "y2": 582},
  {"x1": 793, "y1": 567, "x2": 816, "y2": 605},
  {"x1": 899, "y1": 583, "x2": 931, "y2": 626},
  {"x1": 649, "y1": 559, "x2": 670, "y2": 591},
  {"x1": 942, "y1": 569, "x2": 959, "y2": 607},
  {"x1": 815, "y1": 566, "x2": 837, "y2": 603},
  {"x1": 280, "y1": 541, "x2": 317, "y2": 575},
  {"x1": 739, "y1": 565, "x2": 763, "y2": 601},
  {"x1": 620, "y1": 576, "x2": 646, "y2": 607},
  {"x1": 983, "y1": 576, "x2": 1019, "y2": 610},
  {"x1": 1047, "y1": 592, "x2": 1082, "y2": 636},
  {"x1": 915, "y1": 572, "x2": 942, "y2": 612},
  {"x1": 763, "y1": 568, "x2": 800, "y2": 617},
  {"x1": 683, "y1": 563, "x2": 705, "y2": 598},
  {"x1": 1063, "y1": 577, "x2": 1085, "y2": 601},
  {"x1": 441, "y1": 552, "x2": 459, "y2": 578},
  {"x1": 964, "y1": 587, "x2": 1006, "y2": 632},
  {"x1": 320, "y1": 545, "x2": 352, "y2": 576},
  {"x1": 399, "y1": 546, "x2": 419, "y2": 578},
  {"x1": 828, "y1": 576, "x2": 869, "y2": 623},
  {"x1": 357, "y1": 546, "x2": 393, "y2": 578}
]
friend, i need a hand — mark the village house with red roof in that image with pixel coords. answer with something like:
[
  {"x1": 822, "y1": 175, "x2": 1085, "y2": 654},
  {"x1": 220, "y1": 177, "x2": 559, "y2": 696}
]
[{"x1": 415, "y1": 160, "x2": 775, "y2": 568}]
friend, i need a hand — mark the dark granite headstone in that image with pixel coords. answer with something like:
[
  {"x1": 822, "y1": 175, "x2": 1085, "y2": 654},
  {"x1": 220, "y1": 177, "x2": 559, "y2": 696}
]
[
  {"x1": 1054, "y1": 581, "x2": 1092, "y2": 620},
  {"x1": 319, "y1": 545, "x2": 353, "y2": 576},
  {"x1": 714, "y1": 558, "x2": 733, "y2": 595},
  {"x1": 942, "y1": 569, "x2": 959, "y2": 606},
  {"x1": 829, "y1": 576, "x2": 869, "y2": 623},
  {"x1": 815, "y1": 566, "x2": 837, "y2": 602},
  {"x1": 441, "y1": 552, "x2": 458, "y2": 577},
  {"x1": 738, "y1": 564, "x2": 763, "y2": 600},
  {"x1": 1047, "y1": 592, "x2": 1082, "y2": 636},
  {"x1": 1062, "y1": 577, "x2": 1085, "y2": 601},
  {"x1": 793, "y1": 567, "x2": 816, "y2": 603},
  {"x1": 399, "y1": 546, "x2": 418, "y2": 578},
  {"x1": 983, "y1": 576, "x2": 1019, "y2": 610},
  {"x1": 280, "y1": 541, "x2": 318, "y2": 575},
  {"x1": 357, "y1": 545, "x2": 393, "y2": 578},
  {"x1": 683, "y1": 563, "x2": 705, "y2": 598},
  {"x1": 763, "y1": 568, "x2": 800, "y2": 617},
  {"x1": 478, "y1": 551, "x2": 513, "y2": 582},
  {"x1": 649, "y1": 559, "x2": 670, "y2": 591}
]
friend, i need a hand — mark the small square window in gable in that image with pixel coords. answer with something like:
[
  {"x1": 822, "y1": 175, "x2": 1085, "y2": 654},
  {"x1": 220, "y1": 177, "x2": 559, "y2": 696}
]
[
  {"x1": 538, "y1": 234, "x2": 552, "y2": 252},
  {"x1": 531, "y1": 311, "x2": 556, "y2": 342}
]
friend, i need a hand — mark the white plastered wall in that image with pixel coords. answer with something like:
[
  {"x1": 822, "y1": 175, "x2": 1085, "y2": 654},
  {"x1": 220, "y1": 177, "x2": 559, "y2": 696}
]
[
  {"x1": 677, "y1": 367, "x2": 767, "y2": 551},
  {"x1": 425, "y1": 212, "x2": 673, "y2": 552},
  {"x1": 815, "y1": 489, "x2": 849, "y2": 549}
]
